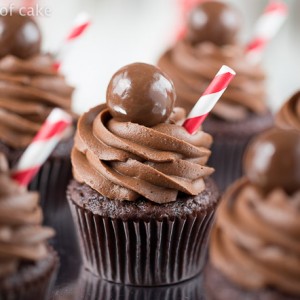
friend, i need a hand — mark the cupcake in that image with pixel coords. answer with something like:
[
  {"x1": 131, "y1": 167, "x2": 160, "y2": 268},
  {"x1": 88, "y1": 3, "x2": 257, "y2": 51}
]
[
  {"x1": 67, "y1": 62, "x2": 219, "y2": 286},
  {"x1": 158, "y1": 1, "x2": 273, "y2": 191},
  {"x1": 0, "y1": 153, "x2": 58, "y2": 299},
  {"x1": 0, "y1": 12, "x2": 78, "y2": 255},
  {"x1": 276, "y1": 91, "x2": 300, "y2": 131},
  {"x1": 205, "y1": 128, "x2": 300, "y2": 300}
]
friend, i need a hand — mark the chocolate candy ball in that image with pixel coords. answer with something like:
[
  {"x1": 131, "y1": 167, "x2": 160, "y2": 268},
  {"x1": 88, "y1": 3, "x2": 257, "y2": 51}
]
[
  {"x1": 106, "y1": 63, "x2": 176, "y2": 127},
  {"x1": 244, "y1": 129, "x2": 300, "y2": 194},
  {"x1": 186, "y1": 1, "x2": 241, "y2": 46},
  {"x1": 0, "y1": 12, "x2": 41, "y2": 59}
]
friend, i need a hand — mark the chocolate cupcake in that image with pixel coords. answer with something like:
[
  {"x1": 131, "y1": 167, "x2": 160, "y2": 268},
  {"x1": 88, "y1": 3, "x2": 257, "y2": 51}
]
[
  {"x1": 0, "y1": 153, "x2": 58, "y2": 300},
  {"x1": 158, "y1": 1, "x2": 273, "y2": 191},
  {"x1": 276, "y1": 91, "x2": 300, "y2": 131},
  {"x1": 0, "y1": 12, "x2": 79, "y2": 260},
  {"x1": 67, "y1": 63, "x2": 219, "y2": 286},
  {"x1": 205, "y1": 128, "x2": 300, "y2": 300}
]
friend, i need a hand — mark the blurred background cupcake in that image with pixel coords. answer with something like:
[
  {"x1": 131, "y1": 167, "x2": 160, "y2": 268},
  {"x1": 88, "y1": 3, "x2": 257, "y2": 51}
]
[
  {"x1": 205, "y1": 128, "x2": 300, "y2": 300},
  {"x1": 0, "y1": 152, "x2": 58, "y2": 300},
  {"x1": 0, "y1": 11, "x2": 77, "y2": 230},
  {"x1": 0, "y1": 9, "x2": 83, "y2": 289},
  {"x1": 158, "y1": 1, "x2": 276, "y2": 191}
]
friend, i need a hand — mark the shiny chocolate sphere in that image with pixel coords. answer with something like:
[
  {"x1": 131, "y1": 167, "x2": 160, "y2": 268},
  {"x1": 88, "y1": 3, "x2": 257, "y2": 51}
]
[
  {"x1": 0, "y1": 12, "x2": 41, "y2": 59},
  {"x1": 244, "y1": 128, "x2": 300, "y2": 194},
  {"x1": 186, "y1": 1, "x2": 241, "y2": 46},
  {"x1": 106, "y1": 63, "x2": 176, "y2": 127}
]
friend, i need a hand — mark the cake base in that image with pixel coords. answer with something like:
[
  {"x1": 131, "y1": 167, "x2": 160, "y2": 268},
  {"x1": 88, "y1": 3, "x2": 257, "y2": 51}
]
[{"x1": 68, "y1": 178, "x2": 219, "y2": 286}]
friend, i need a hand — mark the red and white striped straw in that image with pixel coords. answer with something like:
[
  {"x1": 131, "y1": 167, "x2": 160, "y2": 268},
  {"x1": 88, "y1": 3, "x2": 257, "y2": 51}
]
[
  {"x1": 11, "y1": 109, "x2": 72, "y2": 186},
  {"x1": 246, "y1": 0, "x2": 288, "y2": 63},
  {"x1": 183, "y1": 65, "x2": 236, "y2": 134},
  {"x1": 54, "y1": 12, "x2": 91, "y2": 71},
  {"x1": 65, "y1": 12, "x2": 91, "y2": 41}
]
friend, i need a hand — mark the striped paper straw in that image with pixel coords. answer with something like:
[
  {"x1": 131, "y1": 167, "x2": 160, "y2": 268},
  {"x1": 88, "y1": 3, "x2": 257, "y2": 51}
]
[
  {"x1": 246, "y1": 0, "x2": 288, "y2": 63},
  {"x1": 183, "y1": 65, "x2": 236, "y2": 134},
  {"x1": 65, "y1": 12, "x2": 91, "y2": 41},
  {"x1": 11, "y1": 109, "x2": 72, "y2": 186},
  {"x1": 54, "y1": 12, "x2": 91, "y2": 71}
]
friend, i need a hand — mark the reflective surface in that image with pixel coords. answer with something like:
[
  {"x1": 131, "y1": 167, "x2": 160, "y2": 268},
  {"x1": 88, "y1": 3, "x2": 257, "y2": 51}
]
[{"x1": 51, "y1": 263, "x2": 206, "y2": 300}]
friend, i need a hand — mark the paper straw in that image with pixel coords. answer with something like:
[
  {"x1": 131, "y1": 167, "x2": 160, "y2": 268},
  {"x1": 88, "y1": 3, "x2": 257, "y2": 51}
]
[
  {"x1": 246, "y1": 0, "x2": 288, "y2": 63},
  {"x1": 54, "y1": 12, "x2": 91, "y2": 71},
  {"x1": 183, "y1": 65, "x2": 236, "y2": 134},
  {"x1": 22, "y1": 0, "x2": 36, "y2": 9},
  {"x1": 65, "y1": 12, "x2": 91, "y2": 41},
  {"x1": 11, "y1": 108, "x2": 72, "y2": 186}
]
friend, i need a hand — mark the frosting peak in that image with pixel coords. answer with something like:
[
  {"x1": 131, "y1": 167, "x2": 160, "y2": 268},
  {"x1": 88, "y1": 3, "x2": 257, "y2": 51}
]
[
  {"x1": 72, "y1": 105, "x2": 214, "y2": 204},
  {"x1": 0, "y1": 153, "x2": 54, "y2": 279}
]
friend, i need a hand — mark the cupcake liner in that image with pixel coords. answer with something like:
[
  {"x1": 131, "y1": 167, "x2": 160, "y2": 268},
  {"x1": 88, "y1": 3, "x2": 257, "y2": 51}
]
[
  {"x1": 75, "y1": 267, "x2": 204, "y2": 300},
  {"x1": 29, "y1": 156, "x2": 81, "y2": 285},
  {"x1": 208, "y1": 136, "x2": 249, "y2": 192},
  {"x1": 0, "y1": 247, "x2": 58, "y2": 300},
  {"x1": 29, "y1": 156, "x2": 72, "y2": 224},
  {"x1": 69, "y1": 198, "x2": 216, "y2": 286}
]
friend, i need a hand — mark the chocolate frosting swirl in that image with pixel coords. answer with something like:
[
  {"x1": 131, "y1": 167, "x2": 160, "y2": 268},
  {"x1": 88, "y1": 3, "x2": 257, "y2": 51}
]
[
  {"x1": 276, "y1": 91, "x2": 300, "y2": 131},
  {"x1": 72, "y1": 104, "x2": 214, "y2": 204},
  {"x1": 0, "y1": 54, "x2": 74, "y2": 149},
  {"x1": 210, "y1": 178, "x2": 300, "y2": 295},
  {"x1": 0, "y1": 153, "x2": 54, "y2": 279},
  {"x1": 158, "y1": 41, "x2": 267, "y2": 121}
]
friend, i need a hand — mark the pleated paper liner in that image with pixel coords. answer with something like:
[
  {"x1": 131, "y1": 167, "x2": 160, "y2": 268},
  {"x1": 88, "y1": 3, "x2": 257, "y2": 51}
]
[
  {"x1": 68, "y1": 181, "x2": 219, "y2": 286},
  {"x1": 75, "y1": 267, "x2": 204, "y2": 300},
  {"x1": 0, "y1": 247, "x2": 58, "y2": 300},
  {"x1": 207, "y1": 136, "x2": 250, "y2": 192},
  {"x1": 203, "y1": 112, "x2": 273, "y2": 192}
]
